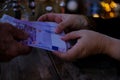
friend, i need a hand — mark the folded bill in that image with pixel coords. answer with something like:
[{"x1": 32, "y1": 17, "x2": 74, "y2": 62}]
[{"x1": 0, "y1": 14, "x2": 70, "y2": 53}]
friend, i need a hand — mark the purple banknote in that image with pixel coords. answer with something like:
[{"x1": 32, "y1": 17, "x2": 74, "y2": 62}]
[{"x1": 0, "y1": 14, "x2": 70, "y2": 52}]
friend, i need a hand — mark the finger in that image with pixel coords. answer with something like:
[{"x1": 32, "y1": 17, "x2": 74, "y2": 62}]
[
  {"x1": 54, "y1": 16, "x2": 62, "y2": 23},
  {"x1": 38, "y1": 13, "x2": 55, "y2": 21},
  {"x1": 55, "y1": 21, "x2": 70, "y2": 33},
  {"x1": 15, "y1": 42, "x2": 31, "y2": 55},
  {"x1": 6, "y1": 41, "x2": 31, "y2": 57},
  {"x1": 52, "y1": 51, "x2": 76, "y2": 61},
  {"x1": 37, "y1": 13, "x2": 49, "y2": 21},
  {"x1": 0, "y1": 41, "x2": 31, "y2": 62},
  {"x1": 3, "y1": 23, "x2": 29, "y2": 40},
  {"x1": 38, "y1": 13, "x2": 62, "y2": 23},
  {"x1": 52, "y1": 51, "x2": 68, "y2": 60},
  {"x1": 10, "y1": 27, "x2": 29, "y2": 40},
  {"x1": 65, "y1": 43, "x2": 81, "y2": 60},
  {"x1": 52, "y1": 45, "x2": 79, "y2": 61},
  {"x1": 0, "y1": 23, "x2": 14, "y2": 31},
  {"x1": 61, "y1": 31, "x2": 81, "y2": 41}
]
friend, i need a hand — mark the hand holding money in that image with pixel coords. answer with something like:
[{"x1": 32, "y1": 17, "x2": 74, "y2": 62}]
[
  {"x1": 0, "y1": 23, "x2": 31, "y2": 62},
  {"x1": 0, "y1": 14, "x2": 69, "y2": 53}
]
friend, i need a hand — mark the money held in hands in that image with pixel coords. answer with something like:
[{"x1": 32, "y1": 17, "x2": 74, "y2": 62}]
[{"x1": 0, "y1": 14, "x2": 70, "y2": 53}]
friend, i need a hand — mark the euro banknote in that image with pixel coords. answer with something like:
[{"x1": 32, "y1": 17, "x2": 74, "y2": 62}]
[{"x1": 0, "y1": 14, "x2": 70, "y2": 52}]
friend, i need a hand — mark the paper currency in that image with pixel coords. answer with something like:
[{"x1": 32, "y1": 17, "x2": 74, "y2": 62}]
[{"x1": 0, "y1": 14, "x2": 70, "y2": 52}]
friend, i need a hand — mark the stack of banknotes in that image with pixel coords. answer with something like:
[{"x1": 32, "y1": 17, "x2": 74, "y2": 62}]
[{"x1": 0, "y1": 14, "x2": 70, "y2": 53}]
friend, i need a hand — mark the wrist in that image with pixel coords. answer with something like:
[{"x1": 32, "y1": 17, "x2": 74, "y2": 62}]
[{"x1": 104, "y1": 36, "x2": 120, "y2": 60}]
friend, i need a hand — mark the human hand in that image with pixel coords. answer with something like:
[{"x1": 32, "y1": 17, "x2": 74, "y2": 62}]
[
  {"x1": 38, "y1": 13, "x2": 90, "y2": 33},
  {"x1": 52, "y1": 30, "x2": 115, "y2": 61},
  {"x1": 0, "y1": 23, "x2": 31, "y2": 62}
]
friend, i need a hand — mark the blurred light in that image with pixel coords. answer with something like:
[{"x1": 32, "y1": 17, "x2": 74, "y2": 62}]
[
  {"x1": 100, "y1": 1, "x2": 105, "y2": 7},
  {"x1": 100, "y1": 1, "x2": 117, "y2": 12},
  {"x1": 100, "y1": 0, "x2": 118, "y2": 18},
  {"x1": 67, "y1": 0, "x2": 78, "y2": 11},
  {"x1": 110, "y1": 1, "x2": 117, "y2": 8},
  {"x1": 92, "y1": 13, "x2": 100, "y2": 18},
  {"x1": 59, "y1": 1, "x2": 65, "y2": 7},
  {"x1": 105, "y1": 4, "x2": 111, "y2": 12},
  {"x1": 109, "y1": 12, "x2": 115, "y2": 17},
  {"x1": 45, "y1": 6, "x2": 53, "y2": 12}
]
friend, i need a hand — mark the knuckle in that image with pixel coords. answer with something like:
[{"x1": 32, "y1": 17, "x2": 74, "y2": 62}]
[{"x1": 58, "y1": 24, "x2": 65, "y2": 30}]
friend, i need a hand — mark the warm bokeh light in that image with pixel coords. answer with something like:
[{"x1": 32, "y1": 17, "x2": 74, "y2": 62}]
[
  {"x1": 109, "y1": 12, "x2": 115, "y2": 17},
  {"x1": 100, "y1": 1, "x2": 111, "y2": 12},
  {"x1": 92, "y1": 13, "x2": 100, "y2": 18},
  {"x1": 105, "y1": 4, "x2": 111, "y2": 12},
  {"x1": 110, "y1": 1, "x2": 117, "y2": 8},
  {"x1": 100, "y1": 0, "x2": 118, "y2": 18}
]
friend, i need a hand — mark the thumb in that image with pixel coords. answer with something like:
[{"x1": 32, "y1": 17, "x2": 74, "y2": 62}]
[
  {"x1": 55, "y1": 21, "x2": 70, "y2": 33},
  {"x1": 62, "y1": 31, "x2": 81, "y2": 41}
]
